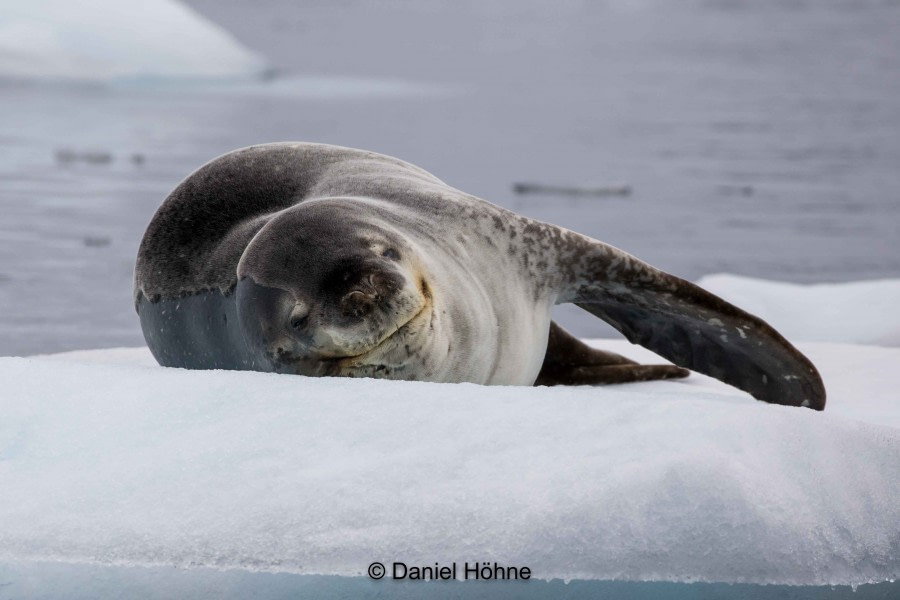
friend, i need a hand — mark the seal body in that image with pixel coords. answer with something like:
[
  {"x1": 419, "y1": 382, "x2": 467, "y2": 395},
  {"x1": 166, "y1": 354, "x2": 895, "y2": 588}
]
[
  {"x1": 135, "y1": 143, "x2": 826, "y2": 409},
  {"x1": 136, "y1": 144, "x2": 551, "y2": 384}
]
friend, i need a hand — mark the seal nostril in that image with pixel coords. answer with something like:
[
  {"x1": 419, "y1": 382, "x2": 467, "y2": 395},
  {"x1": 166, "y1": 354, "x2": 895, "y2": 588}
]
[{"x1": 341, "y1": 290, "x2": 374, "y2": 318}]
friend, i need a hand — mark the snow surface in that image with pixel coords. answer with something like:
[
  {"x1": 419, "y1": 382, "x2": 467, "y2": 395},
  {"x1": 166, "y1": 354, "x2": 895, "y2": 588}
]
[
  {"x1": 0, "y1": 0, "x2": 266, "y2": 82},
  {"x1": 2, "y1": 339, "x2": 898, "y2": 587},
  {"x1": 698, "y1": 275, "x2": 900, "y2": 347}
]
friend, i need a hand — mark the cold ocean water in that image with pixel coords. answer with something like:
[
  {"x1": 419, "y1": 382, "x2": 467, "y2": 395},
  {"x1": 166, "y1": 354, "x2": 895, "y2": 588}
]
[
  {"x1": 1, "y1": 0, "x2": 899, "y2": 356},
  {"x1": 1, "y1": 563, "x2": 898, "y2": 600}
]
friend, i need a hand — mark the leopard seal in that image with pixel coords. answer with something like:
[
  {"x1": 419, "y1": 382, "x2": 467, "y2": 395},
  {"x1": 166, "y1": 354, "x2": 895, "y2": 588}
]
[{"x1": 134, "y1": 142, "x2": 825, "y2": 410}]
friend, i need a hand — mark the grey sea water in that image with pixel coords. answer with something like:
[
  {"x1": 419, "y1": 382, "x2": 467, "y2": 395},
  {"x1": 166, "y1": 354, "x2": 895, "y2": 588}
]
[
  {"x1": 1, "y1": 562, "x2": 898, "y2": 600},
  {"x1": 1, "y1": 0, "x2": 898, "y2": 356}
]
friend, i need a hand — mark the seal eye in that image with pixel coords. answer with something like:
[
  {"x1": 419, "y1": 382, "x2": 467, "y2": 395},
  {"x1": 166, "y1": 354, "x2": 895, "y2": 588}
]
[
  {"x1": 382, "y1": 248, "x2": 400, "y2": 260},
  {"x1": 290, "y1": 315, "x2": 309, "y2": 330}
]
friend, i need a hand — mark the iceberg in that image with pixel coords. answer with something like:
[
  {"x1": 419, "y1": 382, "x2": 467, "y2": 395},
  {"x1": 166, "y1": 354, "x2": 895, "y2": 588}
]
[
  {"x1": 0, "y1": 0, "x2": 267, "y2": 82},
  {"x1": 697, "y1": 274, "x2": 900, "y2": 347}
]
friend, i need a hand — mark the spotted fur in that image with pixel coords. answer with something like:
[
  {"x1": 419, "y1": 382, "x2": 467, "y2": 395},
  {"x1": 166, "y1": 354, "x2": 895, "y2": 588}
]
[{"x1": 135, "y1": 143, "x2": 825, "y2": 409}]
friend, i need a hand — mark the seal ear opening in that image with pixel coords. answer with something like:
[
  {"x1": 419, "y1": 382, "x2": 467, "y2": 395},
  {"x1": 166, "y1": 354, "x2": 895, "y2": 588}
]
[{"x1": 564, "y1": 243, "x2": 826, "y2": 410}]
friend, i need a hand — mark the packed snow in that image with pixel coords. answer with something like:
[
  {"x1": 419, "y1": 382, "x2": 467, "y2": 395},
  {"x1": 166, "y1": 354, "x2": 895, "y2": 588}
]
[
  {"x1": 2, "y1": 333, "x2": 899, "y2": 588},
  {"x1": 0, "y1": 0, "x2": 266, "y2": 82},
  {"x1": 698, "y1": 275, "x2": 900, "y2": 347}
]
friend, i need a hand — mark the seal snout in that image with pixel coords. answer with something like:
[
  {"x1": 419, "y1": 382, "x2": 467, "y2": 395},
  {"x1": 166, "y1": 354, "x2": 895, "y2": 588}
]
[
  {"x1": 235, "y1": 267, "x2": 416, "y2": 372},
  {"x1": 340, "y1": 273, "x2": 398, "y2": 318}
]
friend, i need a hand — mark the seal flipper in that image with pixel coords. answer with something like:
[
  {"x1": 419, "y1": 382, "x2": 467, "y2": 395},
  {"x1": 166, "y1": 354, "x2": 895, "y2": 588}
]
[
  {"x1": 535, "y1": 321, "x2": 689, "y2": 386},
  {"x1": 557, "y1": 238, "x2": 826, "y2": 410}
]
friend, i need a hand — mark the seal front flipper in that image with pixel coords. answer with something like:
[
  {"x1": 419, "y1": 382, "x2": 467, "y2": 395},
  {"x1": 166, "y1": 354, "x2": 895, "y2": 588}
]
[
  {"x1": 535, "y1": 321, "x2": 689, "y2": 386},
  {"x1": 554, "y1": 234, "x2": 826, "y2": 410}
]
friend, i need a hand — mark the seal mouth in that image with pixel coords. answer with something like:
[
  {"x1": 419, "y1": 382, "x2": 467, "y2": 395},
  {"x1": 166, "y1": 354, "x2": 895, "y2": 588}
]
[
  {"x1": 273, "y1": 279, "x2": 432, "y2": 373},
  {"x1": 320, "y1": 278, "x2": 430, "y2": 369}
]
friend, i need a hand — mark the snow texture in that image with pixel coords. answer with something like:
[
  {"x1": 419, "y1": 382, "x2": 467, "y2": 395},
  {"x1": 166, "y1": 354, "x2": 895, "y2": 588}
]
[
  {"x1": 2, "y1": 337, "x2": 899, "y2": 586},
  {"x1": 0, "y1": 0, "x2": 267, "y2": 82},
  {"x1": 698, "y1": 274, "x2": 900, "y2": 347}
]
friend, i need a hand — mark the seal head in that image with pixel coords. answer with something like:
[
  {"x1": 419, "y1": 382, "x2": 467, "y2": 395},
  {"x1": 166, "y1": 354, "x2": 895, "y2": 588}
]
[{"x1": 235, "y1": 199, "x2": 432, "y2": 377}]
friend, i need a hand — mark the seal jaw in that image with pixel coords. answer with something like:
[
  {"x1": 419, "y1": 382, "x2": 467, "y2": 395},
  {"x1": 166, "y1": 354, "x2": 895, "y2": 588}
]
[{"x1": 329, "y1": 279, "x2": 433, "y2": 371}]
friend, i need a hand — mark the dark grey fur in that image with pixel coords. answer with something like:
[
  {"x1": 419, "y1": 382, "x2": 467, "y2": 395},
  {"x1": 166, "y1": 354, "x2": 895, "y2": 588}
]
[{"x1": 135, "y1": 142, "x2": 826, "y2": 410}]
